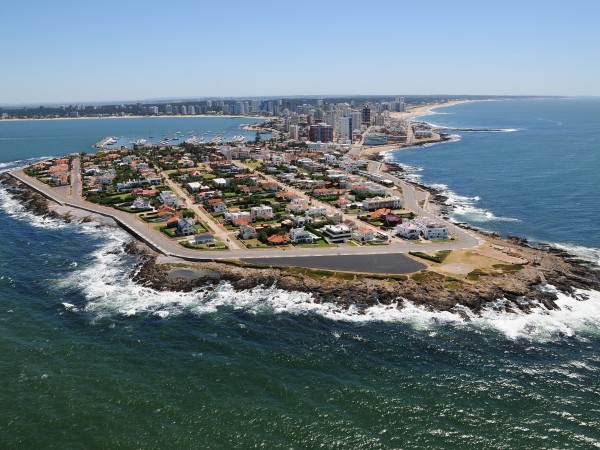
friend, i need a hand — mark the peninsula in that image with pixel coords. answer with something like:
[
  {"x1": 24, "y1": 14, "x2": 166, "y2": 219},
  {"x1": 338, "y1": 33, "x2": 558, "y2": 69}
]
[{"x1": 5, "y1": 97, "x2": 599, "y2": 315}]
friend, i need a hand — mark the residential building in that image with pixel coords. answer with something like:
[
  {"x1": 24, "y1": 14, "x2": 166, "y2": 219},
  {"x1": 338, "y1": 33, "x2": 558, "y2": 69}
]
[
  {"x1": 395, "y1": 221, "x2": 421, "y2": 240},
  {"x1": 194, "y1": 233, "x2": 215, "y2": 244},
  {"x1": 238, "y1": 224, "x2": 258, "y2": 240},
  {"x1": 308, "y1": 123, "x2": 333, "y2": 143},
  {"x1": 362, "y1": 196, "x2": 403, "y2": 211},
  {"x1": 176, "y1": 218, "x2": 196, "y2": 236},
  {"x1": 131, "y1": 197, "x2": 151, "y2": 210},
  {"x1": 250, "y1": 205, "x2": 274, "y2": 221},
  {"x1": 323, "y1": 224, "x2": 352, "y2": 243},
  {"x1": 352, "y1": 227, "x2": 375, "y2": 242},
  {"x1": 158, "y1": 190, "x2": 179, "y2": 207},
  {"x1": 414, "y1": 218, "x2": 449, "y2": 240},
  {"x1": 289, "y1": 227, "x2": 318, "y2": 244}
]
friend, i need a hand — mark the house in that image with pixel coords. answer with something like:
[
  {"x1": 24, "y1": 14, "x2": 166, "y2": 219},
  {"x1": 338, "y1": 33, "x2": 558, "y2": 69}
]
[
  {"x1": 413, "y1": 218, "x2": 449, "y2": 240},
  {"x1": 157, "y1": 205, "x2": 178, "y2": 221},
  {"x1": 212, "y1": 178, "x2": 228, "y2": 188},
  {"x1": 382, "y1": 213, "x2": 402, "y2": 226},
  {"x1": 322, "y1": 224, "x2": 352, "y2": 243},
  {"x1": 286, "y1": 198, "x2": 309, "y2": 213},
  {"x1": 224, "y1": 209, "x2": 251, "y2": 223},
  {"x1": 238, "y1": 224, "x2": 258, "y2": 240},
  {"x1": 289, "y1": 227, "x2": 318, "y2": 244},
  {"x1": 176, "y1": 218, "x2": 196, "y2": 236},
  {"x1": 210, "y1": 201, "x2": 228, "y2": 213},
  {"x1": 293, "y1": 215, "x2": 313, "y2": 227},
  {"x1": 362, "y1": 196, "x2": 403, "y2": 211},
  {"x1": 352, "y1": 227, "x2": 375, "y2": 242},
  {"x1": 267, "y1": 234, "x2": 291, "y2": 245},
  {"x1": 158, "y1": 190, "x2": 179, "y2": 207},
  {"x1": 250, "y1": 205, "x2": 274, "y2": 221},
  {"x1": 194, "y1": 233, "x2": 215, "y2": 244},
  {"x1": 395, "y1": 222, "x2": 421, "y2": 240},
  {"x1": 306, "y1": 205, "x2": 327, "y2": 217},
  {"x1": 131, "y1": 197, "x2": 151, "y2": 210}
]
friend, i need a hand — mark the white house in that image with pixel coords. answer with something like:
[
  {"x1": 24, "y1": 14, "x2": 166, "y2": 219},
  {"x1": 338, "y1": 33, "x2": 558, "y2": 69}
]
[
  {"x1": 395, "y1": 222, "x2": 421, "y2": 240},
  {"x1": 211, "y1": 201, "x2": 228, "y2": 213},
  {"x1": 212, "y1": 178, "x2": 228, "y2": 189},
  {"x1": 414, "y1": 218, "x2": 449, "y2": 240},
  {"x1": 362, "y1": 196, "x2": 403, "y2": 211},
  {"x1": 286, "y1": 198, "x2": 309, "y2": 213},
  {"x1": 250, "y1": 205, "x2": 274, "y2": 221},
  {"x1": 323, "y1": 224, "x2": 352, "y2": 243},
  {"x1": 238, "y1": 224, "x2": 258, "y2": 240},
  {"x1": 223, "y1": 210, "x2": 251, "y2": 223},
  {"x1": 131, "y1": 197, "x2": 151, "y2": 210},
  {"x1": 289, "y1": 227, "x2": 318, "y2": 244},
  {"x1": 158, "y1": 190, "x2": 179, "y2": 207},
  {"x1": 306, "y1": 205, "x2": 327, "y2": 217},
  {"x1": 352, "y1": 227, "x2": 375, "y2": 242}
]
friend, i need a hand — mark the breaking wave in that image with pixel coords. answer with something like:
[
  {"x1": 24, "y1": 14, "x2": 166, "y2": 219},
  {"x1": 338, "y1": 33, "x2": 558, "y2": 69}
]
[
  {"x1": 552, "y1": 242, "x2": 600, "y2": 267},
  {"x1": 0, "y1": 156, "x2": 54, "y2": 173},
  {"x1": 50, "y1": 226, "x2": 600, "y2": 342},
  {"x1": 0, "y1": 184, "x2": 70, "y2": 229}
]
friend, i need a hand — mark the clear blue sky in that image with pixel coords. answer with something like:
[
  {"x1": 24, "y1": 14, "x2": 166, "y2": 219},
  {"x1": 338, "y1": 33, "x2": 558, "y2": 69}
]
[{"x1": 1, "y1": 0, "x2": 599, "y2": 104}]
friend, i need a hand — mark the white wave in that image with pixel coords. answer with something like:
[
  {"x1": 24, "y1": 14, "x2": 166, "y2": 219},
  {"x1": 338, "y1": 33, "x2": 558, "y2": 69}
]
[
  {"x1": 0, "y1": 187, "x2": 70, "y2": 229},
  {"x1": 473, "y1": 288, "x2": 600, "y2": 341},
  {"x1": 52, "y1": 228, "x2": 600, "y2": 342},
  {"x1": 0, "y1": 156, "x2": 55, "y2": 173},
  {"x1": 552, "y1": 243, "x2": 600, "y2": 267}
]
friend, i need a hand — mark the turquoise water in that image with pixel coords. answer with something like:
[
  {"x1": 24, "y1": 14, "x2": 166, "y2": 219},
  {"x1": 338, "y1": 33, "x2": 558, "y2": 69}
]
[{"x1": 1, "y1": 111, "x2": 600, "y2": 448}]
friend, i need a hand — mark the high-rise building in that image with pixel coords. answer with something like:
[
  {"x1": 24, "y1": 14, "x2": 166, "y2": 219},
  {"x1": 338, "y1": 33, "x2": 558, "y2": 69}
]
[
  {"x1": 181, "y1": 105, "x2": 187, "y2": 115},
  {"x1": 165, "y1": 104, "x2": 173, "y2": 114},
  {"x1": 309, "y1": 123, "x2": 333, "y2": 143},
  {"x1": 338, "y1": 115, "x2": 353, "y2": 141},
  {"x1": 362, "y1": 106, "x2": 371, "y2": 124}
]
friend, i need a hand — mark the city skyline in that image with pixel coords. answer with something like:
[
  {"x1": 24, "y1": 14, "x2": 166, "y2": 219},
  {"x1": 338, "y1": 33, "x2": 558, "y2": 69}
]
[{"x1": 2, "y1": 0, "x2": 600, "y2": 104}]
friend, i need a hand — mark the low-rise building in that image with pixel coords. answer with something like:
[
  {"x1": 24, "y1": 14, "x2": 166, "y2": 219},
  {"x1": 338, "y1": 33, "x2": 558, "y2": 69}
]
[
  {"x1": 289, "y1": 227, "x2": 318, "y2": 244},
  {"x1": 176, "y1": 218, "x2": 196, "y2": 236},
  {"x1": 323, "y1": 224, "x2": 352, "y2": 243},
  {"x1": 362, "y1": 196, "x2": 403, "y2": 211},
  {"x1": 194, "y1": 233, "x2": 215, "y2": 244},
  {"x1": 352, "y1": 227, "x2": 375, "y2": 242},
  {"x1": 250, "y1": 205, "x2": 274, "y2": 221},
  {"x1": 158, "y1": 190, "x2": 179, "y2": 207}
]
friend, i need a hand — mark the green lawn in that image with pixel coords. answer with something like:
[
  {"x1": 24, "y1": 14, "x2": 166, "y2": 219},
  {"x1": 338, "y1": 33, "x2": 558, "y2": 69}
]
[
  {"x1": 296, "y1": 239, "x2": 337, "y2": 248},
  {"x1": 243, "y1": 239, "x2": 269, "y2": 248}
]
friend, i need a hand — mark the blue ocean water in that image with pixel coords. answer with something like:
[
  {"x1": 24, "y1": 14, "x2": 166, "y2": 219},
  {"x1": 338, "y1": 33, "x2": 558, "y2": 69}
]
[
  {"x1": 387, "y1": 98, "x2": 600, "y2": 262},
  {"x1": 1, "y1": 111, "x2": 599, "y2": 447}
]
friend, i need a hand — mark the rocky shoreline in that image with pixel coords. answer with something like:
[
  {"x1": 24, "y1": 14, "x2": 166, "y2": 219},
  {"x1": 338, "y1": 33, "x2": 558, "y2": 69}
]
[
  {"x1": 126, "y1": 239, "x2": 599, "y2": 317},
  {"x1": 2, "y1": 172, "x2": 599, "y2": 317}
]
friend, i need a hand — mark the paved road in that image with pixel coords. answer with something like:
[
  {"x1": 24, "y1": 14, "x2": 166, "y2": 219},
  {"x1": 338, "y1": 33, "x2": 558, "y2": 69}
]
[
  {"x1": 9, "y1": 159, "x2": 482, "y2": 268},
  {"x1": 242, "y1": 253, "x2": 426, "y2": 274}
]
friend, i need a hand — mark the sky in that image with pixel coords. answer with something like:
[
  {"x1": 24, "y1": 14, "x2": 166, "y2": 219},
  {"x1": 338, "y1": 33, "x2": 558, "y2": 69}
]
[{"x1": 1, "y1": 0, "x2": 599, "y2": 104}]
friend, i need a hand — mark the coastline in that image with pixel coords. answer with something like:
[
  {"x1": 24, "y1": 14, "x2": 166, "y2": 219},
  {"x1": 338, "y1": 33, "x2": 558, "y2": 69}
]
[
  {"x1": 0, "y1": 114, "x2": 273, "y2": 123},
  {"x1": 3, "y1": 171, "x2": 598, "y2": 316}
]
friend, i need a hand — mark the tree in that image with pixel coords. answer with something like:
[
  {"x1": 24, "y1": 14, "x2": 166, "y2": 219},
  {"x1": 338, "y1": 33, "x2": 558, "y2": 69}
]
[{"x1": 255, "y1": 130, "x2": 261, "y2": 144}]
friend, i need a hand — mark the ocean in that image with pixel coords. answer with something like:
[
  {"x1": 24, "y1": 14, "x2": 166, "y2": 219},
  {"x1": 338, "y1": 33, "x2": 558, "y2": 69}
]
[{"x1": 1, "y1": 108, "x2": 599, "y2": 448}]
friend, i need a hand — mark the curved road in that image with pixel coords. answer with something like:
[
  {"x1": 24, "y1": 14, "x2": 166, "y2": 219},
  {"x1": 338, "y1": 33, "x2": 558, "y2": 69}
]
[{"x1": 10, "y1": 158, "x2": 481, "y2": 263}]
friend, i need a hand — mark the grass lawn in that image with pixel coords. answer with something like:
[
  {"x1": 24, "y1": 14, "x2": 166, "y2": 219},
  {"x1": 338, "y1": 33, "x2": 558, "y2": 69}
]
[
  {"x1": 159, "y1": 226, "x2": 178, "y2": 237},
  {"x1": 296, "y1": 239, "x2": 338, "y2": 248},
  {"x1": 180, "y1": 240, "x2": 228, "y2": 250},
  {"x1": 243, "y1": 239, "x2": 269, "y2": 248},
  {"x1": 194, "y1": 223, "x2": 208, "y2": 233}
]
